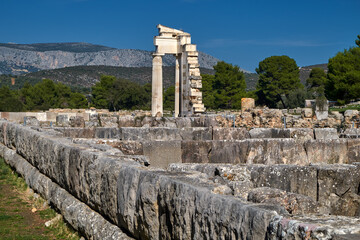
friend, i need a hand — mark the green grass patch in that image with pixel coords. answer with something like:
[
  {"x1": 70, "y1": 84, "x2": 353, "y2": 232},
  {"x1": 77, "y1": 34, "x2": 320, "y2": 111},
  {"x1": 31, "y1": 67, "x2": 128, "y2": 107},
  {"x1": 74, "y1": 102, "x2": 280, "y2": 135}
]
[
  {"x1": 330, "y1": 105, "x2": 360, "y2": 113},
  {"x1": 39, "y1": 208, "x2": 57, "y2": 220},
  {"x1": 0, "y1": 157, "x2": 81, "y2": 239},
  {"x1": 0, "y1": 214, "x2": 12, "y2": 221}
]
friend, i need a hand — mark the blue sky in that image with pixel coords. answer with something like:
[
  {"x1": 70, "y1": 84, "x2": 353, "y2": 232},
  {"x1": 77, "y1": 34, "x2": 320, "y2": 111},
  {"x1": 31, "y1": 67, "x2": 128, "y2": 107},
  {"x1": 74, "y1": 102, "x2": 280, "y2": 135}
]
[{"x1": 1, "y1": 0, "x2": 359, "y2": 72}]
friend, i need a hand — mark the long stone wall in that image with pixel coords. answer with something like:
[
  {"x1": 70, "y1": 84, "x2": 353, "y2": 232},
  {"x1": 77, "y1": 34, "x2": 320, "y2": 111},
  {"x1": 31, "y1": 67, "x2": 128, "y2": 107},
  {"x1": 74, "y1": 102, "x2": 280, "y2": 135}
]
[{"x1": 56, "y1": 127, "x2": 360, "y2": 167}]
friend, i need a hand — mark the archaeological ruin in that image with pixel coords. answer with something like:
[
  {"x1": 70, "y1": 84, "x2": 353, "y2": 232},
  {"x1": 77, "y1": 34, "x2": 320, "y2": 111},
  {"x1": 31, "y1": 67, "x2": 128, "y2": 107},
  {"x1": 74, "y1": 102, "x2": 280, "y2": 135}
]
[
  {"x1": 0, "y1": 25, "x2": 358, "y2": 240},
  {"x1": 0, "y1": 106, "x2": 359, "y2": 239},
  {"x1": 152, "y1": 24, "x2": 205, "y2": 117}
]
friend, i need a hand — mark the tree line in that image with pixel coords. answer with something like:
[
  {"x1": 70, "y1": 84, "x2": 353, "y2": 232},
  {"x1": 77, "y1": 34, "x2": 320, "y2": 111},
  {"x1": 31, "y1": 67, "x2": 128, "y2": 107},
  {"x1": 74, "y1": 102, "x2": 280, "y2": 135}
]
[
  {"x1": 201, "y1": 34, "x2": 360, "y2": 110},
  {"x1": 0, "y1": 79, "x2": 88, "y2": 112},
  {"x1": 0, "y1": 76, "x2": 152, "y2": 112}
]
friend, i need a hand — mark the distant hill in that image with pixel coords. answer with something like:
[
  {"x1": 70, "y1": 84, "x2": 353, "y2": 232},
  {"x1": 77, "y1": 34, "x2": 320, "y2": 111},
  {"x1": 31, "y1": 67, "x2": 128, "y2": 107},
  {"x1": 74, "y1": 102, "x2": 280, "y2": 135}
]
[
  {"x1": 0, "y1": 42, "x2": 115, "y2": 52},
  {"x1": 0, "y1": 65, "x2": 258, "y2": 92},
  {"x1": 299, "y1": 63, "x2": 328, "y2": 85},
  {"x1": 0, "y1": 42, "x2": 227, "y2": 75}
]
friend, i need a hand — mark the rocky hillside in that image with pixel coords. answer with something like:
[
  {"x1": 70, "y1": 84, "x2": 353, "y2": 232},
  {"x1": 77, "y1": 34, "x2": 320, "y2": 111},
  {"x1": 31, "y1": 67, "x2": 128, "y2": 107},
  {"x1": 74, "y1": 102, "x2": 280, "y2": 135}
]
[
  {"x1": 0, "y1": 42, "x2": 222, "y2": 75},
  {"x1": 299, "y1": 63, "x2": 328, "y2": 85}
]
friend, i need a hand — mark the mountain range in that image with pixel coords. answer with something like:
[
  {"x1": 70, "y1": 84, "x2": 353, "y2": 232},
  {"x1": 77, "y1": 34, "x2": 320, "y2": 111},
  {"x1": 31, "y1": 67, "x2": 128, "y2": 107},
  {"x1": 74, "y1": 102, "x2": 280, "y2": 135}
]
[
  {"x1": 0, "y1": 42, "x2": 325, "y2": 93},
  {"x1": 0, "y1": 42, "x2": 228, "y2": 75}
]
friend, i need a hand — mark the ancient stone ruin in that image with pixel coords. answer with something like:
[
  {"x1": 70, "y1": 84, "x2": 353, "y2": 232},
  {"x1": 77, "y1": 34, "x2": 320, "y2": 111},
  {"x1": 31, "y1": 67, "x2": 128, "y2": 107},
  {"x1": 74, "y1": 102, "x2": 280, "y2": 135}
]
[
  {"x1": 0, "y1": 108, "x2": 359, "y2": 239},
  {"x1": 152, "y1": 24, "x2": 205, "y2": 117}
]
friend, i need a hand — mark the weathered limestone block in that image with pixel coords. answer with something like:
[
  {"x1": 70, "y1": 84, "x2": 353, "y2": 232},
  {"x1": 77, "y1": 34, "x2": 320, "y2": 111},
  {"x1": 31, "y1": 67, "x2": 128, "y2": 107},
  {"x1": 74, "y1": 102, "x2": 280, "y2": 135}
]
[
  {"x1": 175, "y1": 117, "x2": 192, "y2": 128},
  {"x1": 289, "y1": 128, "x2": 314, "y2": 142},
  {"x1": 209, "y1": 141, "x2": 249, "y2": 164},
  {"x1": 69, "y1": 116, "x2": 85, "y2": 128},
  {"x1": 249, "y1": 128, "x2": 290, "y2": 138},
  {"x1": 248, "y1": 165, "x2": 318, "y2": 201},
  {"x1": 24, "y1": 116, "x2": 40, "y2": 126},
  {"x1": 104, "y1": 140, "x2": 143, "y2": 155},
  {"x1": 85, "y1": 114, "x2": 99, "y2": 128},
  {"x1": 95, "y1": 127, "x2": 121, "y2": 139},
  {"x1": 56, "y1": 114, "x2": 69, "y2": 127},
  {"x1": 181, "y1": 141, "x2": 212, "y2": 163},
  {"x1": 119, "y1": 127, "x2": 180, "y2": 141},
  {"x1": 344, "y1": 110, "x2": 360, "y2": 128},
  {"x1": 347, "y1": 139, "x2": 360, "y2": 163},
  {"x1": 305, "y1": 139, "x2": 348, "y2": 164},
  {"x1": 247, "y1": 139, "x2": 308, "y2": 165},
  {"x1": 314, "y1": 128, "x2": 339, "y2": 140},
  {"x1": 268, "y1": 215, "x2": 360, "y2": 239},
  {"x1": 116, "y1": 166, "x2": 277, "y2": 239},
  {"x1": 344, "y1": 110, "x2": 359, "y2": 120},
  {"x1": 179, "y1": 127, "x2": 212, "y2": 140},
  {"x1": 342, "y1": 128, "x2": 360, "y2": 138},
  {"x1": 60, "y1": 128, "x2": 95, "y2": 138},
  {"x1": 212, "y1": 127, "x2": 250, "y2": 140},
  {"x1": 170, "y1": 164, "x2": 255, "y2": 199},
  {"x1": 142, "y1": 141, "x2": 181, "y2": 168},
  {"x1": 248, "y1": 187, "x2": 318, "y2": 215},
  {"x1": 145, "y1": 117, "x2": 176, "y2": 127},
  {"x1": 118, "y1": 116, "x2": 135, "y2": 127},
  {"x1": 330, "y1": 111, "x2": 344, "y2": 121},
  {"x1": 199, "y1": 115, "x2": 220, "y2": 128},
  {"x1": 301, "y1": 108, "x2": 313, "y2": 118},
  {"x1": 241, "y1": 98, "x2": 255, "y2": 112},
  {"x1": 99, "y1": 114, "x2": 118, "y2": 128},
  {"x1": 260, "y1": 109, "x2": 284, "y2": 128},
  {"x1": 236, "y1": 111, "x2": 253, "y2": 128},
  {"x1": 317, "y1": 164, "x2": 360, "y2": 216}
]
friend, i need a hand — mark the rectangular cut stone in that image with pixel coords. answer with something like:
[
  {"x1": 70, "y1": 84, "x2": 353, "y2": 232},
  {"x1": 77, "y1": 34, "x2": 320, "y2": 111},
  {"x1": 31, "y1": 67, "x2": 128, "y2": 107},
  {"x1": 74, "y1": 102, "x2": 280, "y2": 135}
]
[
  {"x1": 305, "y1": 139, "x2": 348, "y2": 164},
  {"x1": 143, "y1": 141, "x2": 182, "y2": 168},
  {"x1": 248, "y1": 165, "x2": 318, "y2": 201},
  {"x1": 190, "y1": 90, "x2": 202, "y2": 97},
  {"x1": 189, "y1": 64, "x2": 200, "y2": 68},
  {"x1": 241, "y1": 98, "x2": 255, "y2": 112},
  {"x1": 184, "y1": 44, "x2": 196, "y2": 52},
  {"x1": 154, "y1": 37, "x2": 180, "y2": 54},
  {"x1": 186, "y1": 51, "x2": 198, "y2": 56}
]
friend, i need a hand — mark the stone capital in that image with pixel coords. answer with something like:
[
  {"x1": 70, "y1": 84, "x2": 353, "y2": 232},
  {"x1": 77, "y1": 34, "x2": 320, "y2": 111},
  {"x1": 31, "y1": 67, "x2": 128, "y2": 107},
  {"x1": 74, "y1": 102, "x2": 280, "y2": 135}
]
[{"x1": 152, "y1": 53, "x2": 165, "y2": 57}]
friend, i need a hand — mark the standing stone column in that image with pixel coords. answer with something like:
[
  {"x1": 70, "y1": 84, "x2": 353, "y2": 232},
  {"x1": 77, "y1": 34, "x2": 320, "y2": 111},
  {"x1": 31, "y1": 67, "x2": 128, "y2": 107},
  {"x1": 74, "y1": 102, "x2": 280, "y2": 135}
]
[
  {"x1": 152, "y1": 54, "x2": 163, "y2": 117},
  {"x1": 174, "y1": 55, "x2": 180, "y2": 117}
]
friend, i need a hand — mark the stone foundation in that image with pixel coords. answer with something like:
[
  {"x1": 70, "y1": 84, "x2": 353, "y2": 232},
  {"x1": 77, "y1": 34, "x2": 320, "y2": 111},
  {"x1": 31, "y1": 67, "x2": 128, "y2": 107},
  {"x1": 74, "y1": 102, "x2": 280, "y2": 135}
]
[{"x1": 0, "y1": 118, "x2": 359, "y2": 239}]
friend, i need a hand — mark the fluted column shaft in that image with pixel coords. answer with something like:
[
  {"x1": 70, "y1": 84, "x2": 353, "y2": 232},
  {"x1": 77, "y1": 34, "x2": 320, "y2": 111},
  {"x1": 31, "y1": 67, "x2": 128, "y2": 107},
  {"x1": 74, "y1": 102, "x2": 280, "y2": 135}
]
[{"x1": 152, "y1": 54, "x2": 163, "y2": 117}]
